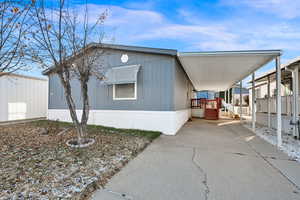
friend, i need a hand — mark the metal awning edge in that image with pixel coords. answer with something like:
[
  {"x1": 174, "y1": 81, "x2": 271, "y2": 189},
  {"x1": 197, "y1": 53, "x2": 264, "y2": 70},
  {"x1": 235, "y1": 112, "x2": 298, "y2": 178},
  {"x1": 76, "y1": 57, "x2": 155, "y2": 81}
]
[{"x1": 178, "y1": 49, "x2": 282, "y2": 57}]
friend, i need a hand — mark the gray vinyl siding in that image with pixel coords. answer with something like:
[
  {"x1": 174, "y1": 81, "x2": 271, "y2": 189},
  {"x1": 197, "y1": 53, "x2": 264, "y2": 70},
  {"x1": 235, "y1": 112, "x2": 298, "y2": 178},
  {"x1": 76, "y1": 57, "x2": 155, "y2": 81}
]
[
  {"x1": 173, "y1": 58, "x2": 193, "y2": 110},
  {"x1": 49, "y1": 49, "x2": 174, "y2": 111}
]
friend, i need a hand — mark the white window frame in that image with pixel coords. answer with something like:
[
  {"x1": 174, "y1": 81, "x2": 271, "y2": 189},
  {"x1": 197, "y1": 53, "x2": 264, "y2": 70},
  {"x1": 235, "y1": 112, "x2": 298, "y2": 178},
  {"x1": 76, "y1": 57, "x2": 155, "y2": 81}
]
[{"x1": 113, "y1": 82, "x2": 137, "y2": 100}]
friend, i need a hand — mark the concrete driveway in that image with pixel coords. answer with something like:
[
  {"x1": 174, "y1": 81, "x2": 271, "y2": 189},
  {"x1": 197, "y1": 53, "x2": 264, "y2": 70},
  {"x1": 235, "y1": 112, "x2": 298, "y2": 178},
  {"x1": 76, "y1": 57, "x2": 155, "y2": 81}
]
[{"x1": 92, "y1": 119, "x2": 300, "y2": 200}]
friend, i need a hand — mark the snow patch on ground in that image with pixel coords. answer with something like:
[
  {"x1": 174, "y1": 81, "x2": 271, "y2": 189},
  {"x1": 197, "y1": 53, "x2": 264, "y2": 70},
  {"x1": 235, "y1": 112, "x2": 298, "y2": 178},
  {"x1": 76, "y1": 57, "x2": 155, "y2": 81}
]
[{"x1": 244, "y1": 123, "x2": 300, "y2": 162}]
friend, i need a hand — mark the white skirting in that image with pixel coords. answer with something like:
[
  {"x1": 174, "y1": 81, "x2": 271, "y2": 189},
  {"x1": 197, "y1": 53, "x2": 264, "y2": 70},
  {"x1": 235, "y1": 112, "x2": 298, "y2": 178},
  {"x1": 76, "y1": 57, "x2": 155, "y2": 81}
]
[
  {"x1": 256, "y1": 112, "x2": 292, "y2": 134},
  {"x1": 48, "y1": 109, "x2": 191, "y2": 135},
  {"x1": 191, "y1": 108, "x2": 204, "y2": 118}
]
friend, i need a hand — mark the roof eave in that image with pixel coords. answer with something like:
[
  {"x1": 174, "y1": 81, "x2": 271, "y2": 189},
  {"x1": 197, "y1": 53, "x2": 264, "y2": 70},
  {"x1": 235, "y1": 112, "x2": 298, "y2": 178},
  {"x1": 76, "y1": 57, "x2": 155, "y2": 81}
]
[
  {"x1": 90, "y1": 43, "x2": 178, "y2": 56},
  {"x1": 178, "y1": 49, "x2": 282, "y2": 57},
  {"x1": 42, "y1": 43, "x2": 178, "y2": 76}
]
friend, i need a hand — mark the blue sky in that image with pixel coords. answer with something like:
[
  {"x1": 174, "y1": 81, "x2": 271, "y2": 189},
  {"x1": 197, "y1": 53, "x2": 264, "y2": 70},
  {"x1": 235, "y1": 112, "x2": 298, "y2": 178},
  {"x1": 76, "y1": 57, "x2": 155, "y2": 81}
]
[{"x1": 31, "y1": 0, "x2": 300, "y2": 86}]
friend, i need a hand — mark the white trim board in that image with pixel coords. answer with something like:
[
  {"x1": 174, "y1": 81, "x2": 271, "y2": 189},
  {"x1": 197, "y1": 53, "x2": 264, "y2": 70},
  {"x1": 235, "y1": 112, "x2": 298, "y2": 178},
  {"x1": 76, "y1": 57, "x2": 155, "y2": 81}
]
[
  {"x1": 48, "y1": 109, "x2": 191, "y2": 135},
  {"x1": 191, "y1": 108, "x2": 204, "y2": 118}
]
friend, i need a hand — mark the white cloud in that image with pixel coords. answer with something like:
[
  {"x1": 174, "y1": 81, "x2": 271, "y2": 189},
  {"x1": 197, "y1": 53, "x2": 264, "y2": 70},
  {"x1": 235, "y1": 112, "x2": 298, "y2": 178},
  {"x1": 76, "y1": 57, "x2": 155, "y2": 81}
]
[
  {"x1": 123, "y1": 0, "x2": 157, "y2": 10},
  {"x1": 132, "y1": 24, "x2": 236, "y2": 42},
  {"x1": 221, "y1": 0, "x2": 300, "y2": 19},
  {"x1": 79, "y1": 5, "x2": 239, "y2": 50},
  {"x1": 104, "y1": 6, "x2": 164, "y2": 26},
  {"x1": 69, "y1": 4, "x2": 300, "y2": 53},
  {"x1": 176, "y1": 9, "x2": 300, "y2": 51}
]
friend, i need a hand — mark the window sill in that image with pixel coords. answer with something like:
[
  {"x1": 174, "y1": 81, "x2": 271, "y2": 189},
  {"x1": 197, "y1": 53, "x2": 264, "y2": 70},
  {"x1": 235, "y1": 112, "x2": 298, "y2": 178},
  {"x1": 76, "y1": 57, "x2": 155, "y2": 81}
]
[{"x1": 113, "y1": 98, "x2": 137, "y2": 101}]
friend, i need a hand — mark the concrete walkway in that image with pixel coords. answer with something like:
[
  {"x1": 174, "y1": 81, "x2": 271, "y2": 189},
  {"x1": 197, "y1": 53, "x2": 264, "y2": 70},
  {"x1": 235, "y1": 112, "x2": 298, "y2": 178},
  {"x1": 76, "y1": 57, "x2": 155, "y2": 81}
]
[{"x1": 92, "y1": 119, "x2": 300, "y2": 200}]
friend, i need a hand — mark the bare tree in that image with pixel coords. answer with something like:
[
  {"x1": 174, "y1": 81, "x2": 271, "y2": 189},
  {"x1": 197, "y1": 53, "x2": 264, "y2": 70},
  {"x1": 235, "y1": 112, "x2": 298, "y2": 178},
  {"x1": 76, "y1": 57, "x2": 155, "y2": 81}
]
[
  {"x1": 0, "y1": 0, "x2": 32, "y2": 76},
  {"x1": 29, "y1": 0, "x2": 108, "y2": 146}
]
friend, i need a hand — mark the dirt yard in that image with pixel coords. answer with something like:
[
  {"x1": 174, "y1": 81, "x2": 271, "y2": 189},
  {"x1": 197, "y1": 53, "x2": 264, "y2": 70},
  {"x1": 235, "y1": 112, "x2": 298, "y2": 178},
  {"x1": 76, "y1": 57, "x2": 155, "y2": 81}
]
[{"x1": 0, "y1": 120, "x2": 160, "y2": 199}]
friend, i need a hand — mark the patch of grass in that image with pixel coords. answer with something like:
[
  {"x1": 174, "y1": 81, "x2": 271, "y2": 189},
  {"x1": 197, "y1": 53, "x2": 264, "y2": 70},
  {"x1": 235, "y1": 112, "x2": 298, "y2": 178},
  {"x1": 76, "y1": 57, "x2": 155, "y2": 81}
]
[
  {"x1": 88, "y1": 124, "x2": 161, "y2": 141},
  {"x1": 31, "y1": 119, "x2": 73, "y2": 128},
  {"x1": 30, "y1": 120, "x2": 161, "y2": 141}
]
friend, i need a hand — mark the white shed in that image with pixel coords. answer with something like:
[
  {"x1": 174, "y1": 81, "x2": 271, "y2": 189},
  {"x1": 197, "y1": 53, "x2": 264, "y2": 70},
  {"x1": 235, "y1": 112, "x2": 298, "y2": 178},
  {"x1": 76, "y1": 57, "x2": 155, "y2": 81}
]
[{"x1": 0, "y1": 73, "x2": 48, "y2": 122}]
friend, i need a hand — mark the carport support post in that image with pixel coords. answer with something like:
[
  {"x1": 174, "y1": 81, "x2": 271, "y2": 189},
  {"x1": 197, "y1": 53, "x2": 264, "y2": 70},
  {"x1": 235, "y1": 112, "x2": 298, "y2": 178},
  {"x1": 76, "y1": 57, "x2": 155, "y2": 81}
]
[
  {"x1": 228, "y1": 89, "x2": 230, "y2": 102},
  {"x1": 228, "y1": 89, "x2": 230, "y2": 114},
  {"x1": 231, "y1": 88, "x2": 233, "y2": 105},
  {"x1": 267, "y1": 75, "x2": 271, "y2": 129},
  {"x1": 252, "y1": 73, "x2": 256, "y2": 131},
  {"x1": 276, "y1": 56, "x2": 282, "y2": 147},
  {"x1": 293, "y1": 65, "x2": 299, "y2": 138},
  {"x1": 225, "y1": 90, "x2": 227, "y2": 113},
  {"x1": 240, "y1": 81, "x2": 243, "y2": 122}
]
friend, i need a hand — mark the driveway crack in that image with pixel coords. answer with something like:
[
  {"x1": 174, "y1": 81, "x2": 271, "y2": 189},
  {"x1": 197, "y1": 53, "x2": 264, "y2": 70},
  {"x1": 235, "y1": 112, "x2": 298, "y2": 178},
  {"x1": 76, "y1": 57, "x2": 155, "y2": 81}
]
[
  {"x1": 228, "y1": 125, "x2": 300, "y2": 193},
  {"x1": 192, "y1": 147, "x2": 210, "y2": 200},
  {"x1": 102, "y1": 188, "x2": 135, "y2": 200},
  {"x1": 248, "y1": 144, "x2": 300, "y2": 192}
]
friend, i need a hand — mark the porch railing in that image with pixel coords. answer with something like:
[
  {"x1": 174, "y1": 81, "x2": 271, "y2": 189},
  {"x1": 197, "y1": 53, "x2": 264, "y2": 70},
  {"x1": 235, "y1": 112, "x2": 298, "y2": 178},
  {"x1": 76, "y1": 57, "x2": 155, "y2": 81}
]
[
  {"x1": 191, "y1": 98, "x2": 222, "y2": 109},
  {"x1": 191, "y1": 98, "x2": 205, "y2": 108}
]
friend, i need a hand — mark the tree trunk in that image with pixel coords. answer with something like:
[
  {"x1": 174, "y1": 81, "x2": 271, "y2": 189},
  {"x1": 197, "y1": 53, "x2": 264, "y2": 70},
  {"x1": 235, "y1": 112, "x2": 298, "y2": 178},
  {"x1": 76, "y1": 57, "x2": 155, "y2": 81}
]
[
  {"x1": 80, "y1": 76, "x2": 90, "y2": 138},
  {"x1": 58, "y1": 72, "x2": 84, "y2": 144}
]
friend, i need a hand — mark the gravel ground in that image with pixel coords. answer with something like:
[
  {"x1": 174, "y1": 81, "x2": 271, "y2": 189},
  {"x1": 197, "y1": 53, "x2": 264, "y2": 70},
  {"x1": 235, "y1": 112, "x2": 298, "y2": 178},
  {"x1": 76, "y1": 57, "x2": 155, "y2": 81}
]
[
  {"x1": 0, "y1": 120, "x2": 160, "y2": 199},
  {"x1": 244, "y1": 122, "x2": 300, "y2": 162}
]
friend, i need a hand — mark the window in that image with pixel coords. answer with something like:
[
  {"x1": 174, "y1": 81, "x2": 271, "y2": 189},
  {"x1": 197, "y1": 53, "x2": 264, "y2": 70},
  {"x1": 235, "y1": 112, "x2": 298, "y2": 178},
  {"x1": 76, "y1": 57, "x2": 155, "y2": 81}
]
[{"x1": 113, "y1": 83, "x2": 137, "y2": 100}]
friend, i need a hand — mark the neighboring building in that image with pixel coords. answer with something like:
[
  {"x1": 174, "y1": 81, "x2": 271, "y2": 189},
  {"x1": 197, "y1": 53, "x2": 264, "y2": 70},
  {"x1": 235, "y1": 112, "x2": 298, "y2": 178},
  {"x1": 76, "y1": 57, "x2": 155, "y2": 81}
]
[
  {"x1": 45, "y1": 44, "x2": 194, "y2": 135},
  {"x1": 221, "y1": 86, "x2": 250, "y2": 115},
  {"x1": 0, "y1": 73, "x2": 48, "y2": 122},
  {"x1": 232, "y1": 87, "x2": 249, "y2": 106},
  {"x1": 249, "y1": 68, "x2": 292, "y2": 99},
  {"x1": 197, "y1": 90, "x2": 215, "y2": 99},
  {"x1": 250, "y1": 60, "x2": 300, "y2": 133}
]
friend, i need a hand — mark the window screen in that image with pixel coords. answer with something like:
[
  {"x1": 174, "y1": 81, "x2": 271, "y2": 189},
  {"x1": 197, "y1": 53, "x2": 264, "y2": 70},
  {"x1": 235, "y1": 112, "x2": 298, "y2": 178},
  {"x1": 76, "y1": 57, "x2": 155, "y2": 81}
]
[{"x1": 114, "y1": 83, "x2": 136, "y2": 99}]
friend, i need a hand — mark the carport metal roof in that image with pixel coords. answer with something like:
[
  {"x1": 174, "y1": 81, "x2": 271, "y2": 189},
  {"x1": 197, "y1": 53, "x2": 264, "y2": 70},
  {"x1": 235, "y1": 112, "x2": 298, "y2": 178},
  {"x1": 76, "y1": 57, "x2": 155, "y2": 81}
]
[{"x1": 177, "y1": 50, "x2": 281, "y2": 91}]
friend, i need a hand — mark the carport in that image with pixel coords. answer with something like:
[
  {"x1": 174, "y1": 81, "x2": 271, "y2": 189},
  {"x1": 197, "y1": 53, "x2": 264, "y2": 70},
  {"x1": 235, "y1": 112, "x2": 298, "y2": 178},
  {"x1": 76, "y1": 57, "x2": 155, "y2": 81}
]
[{"x1": 177, "y1": 50, "x2": 283, "y2": 146}]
